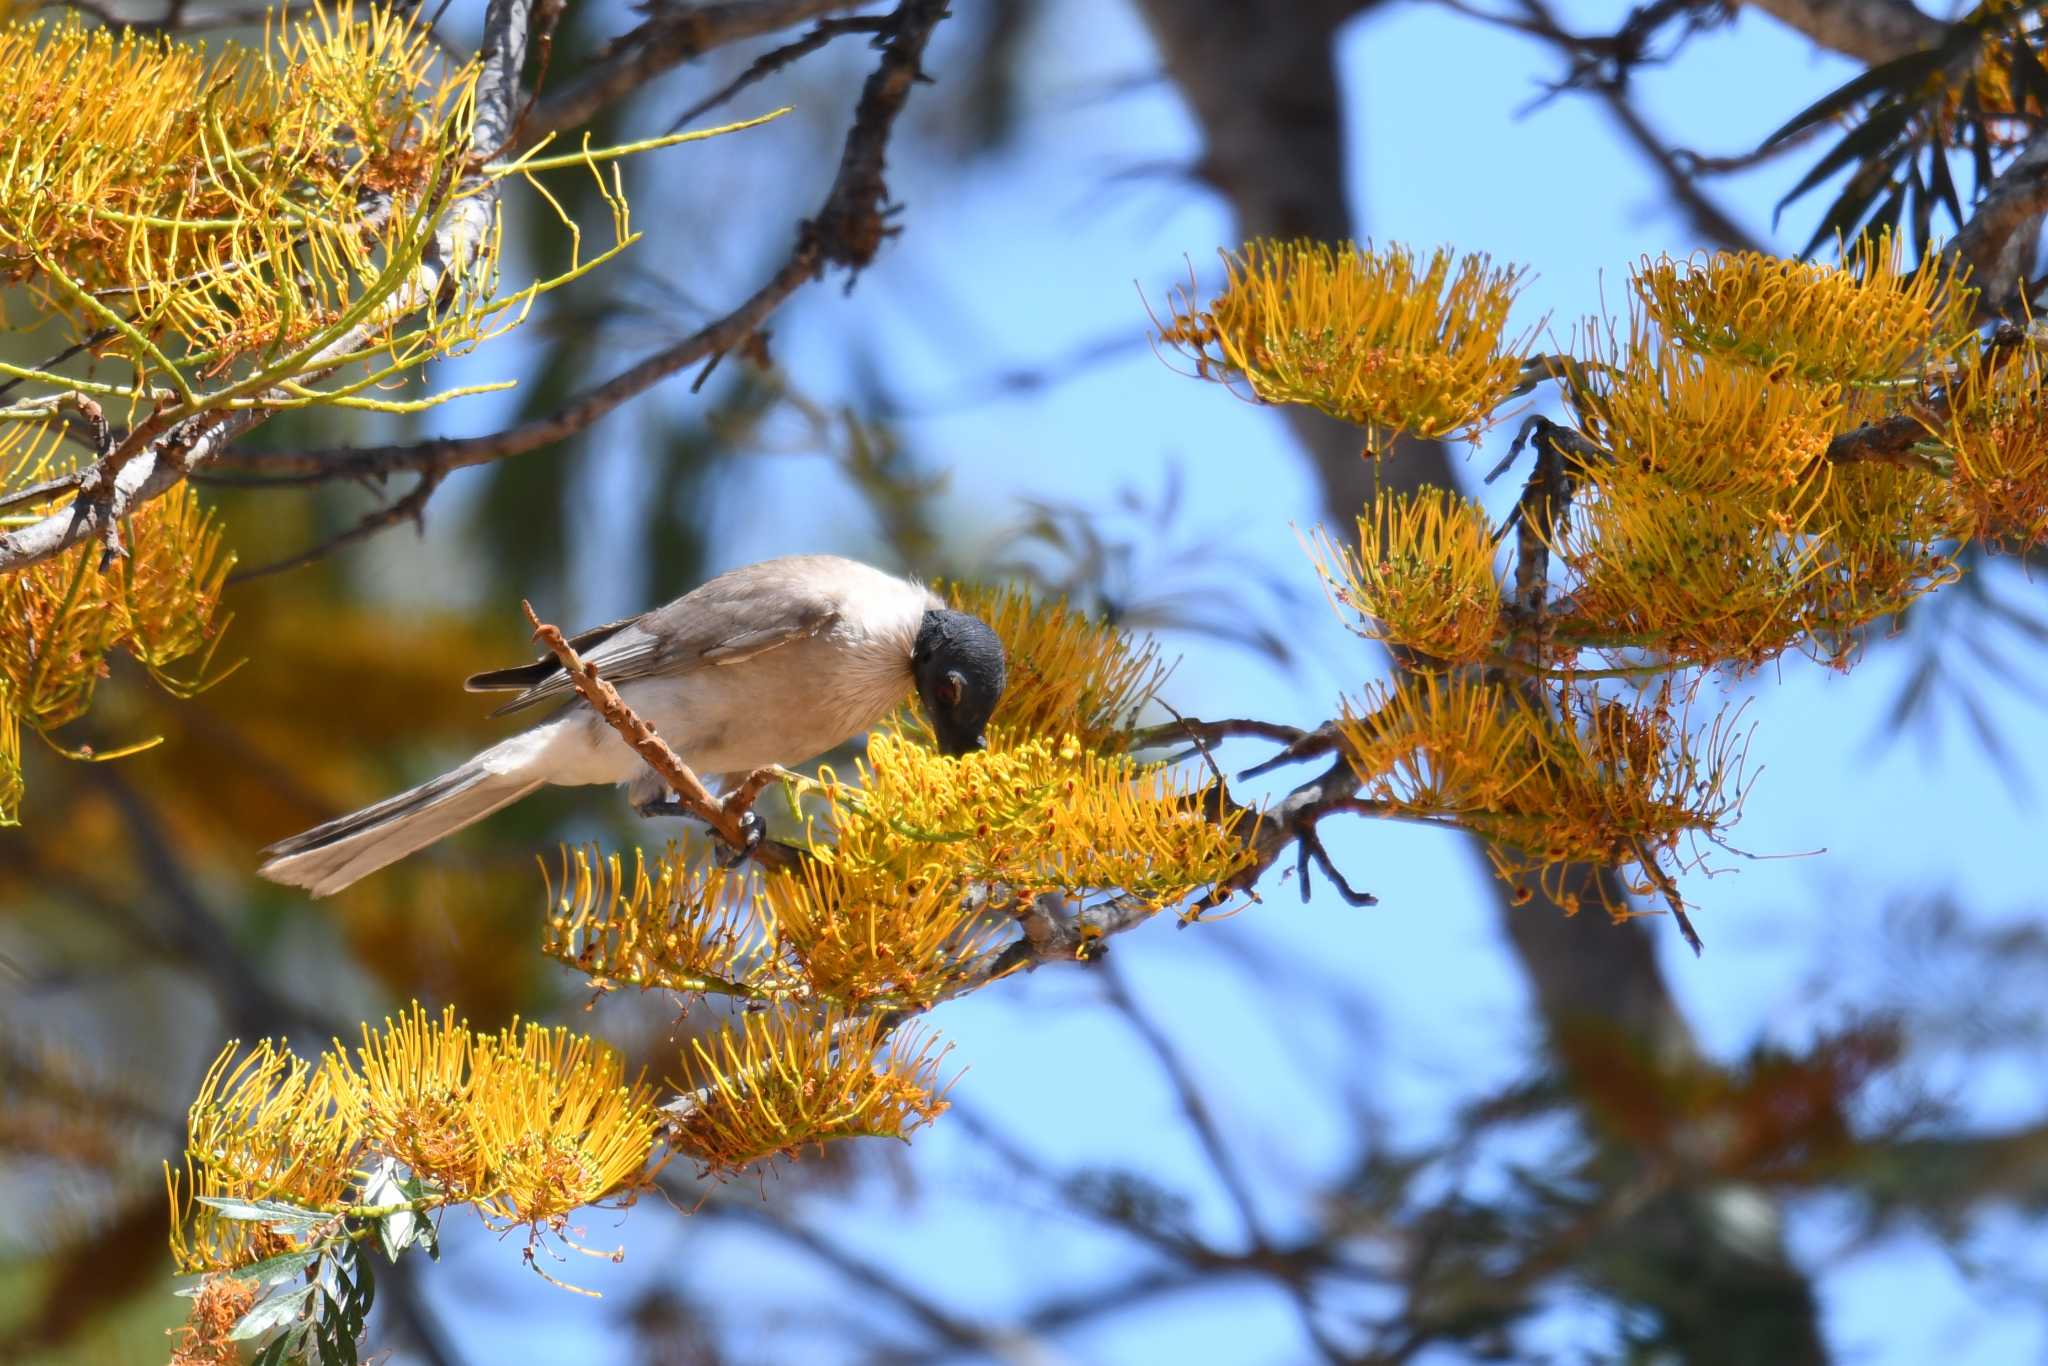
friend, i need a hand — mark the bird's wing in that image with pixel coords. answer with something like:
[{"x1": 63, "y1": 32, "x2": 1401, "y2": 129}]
[{"x1": 465, "y1": 580, "x2": 842, "y2": 718}]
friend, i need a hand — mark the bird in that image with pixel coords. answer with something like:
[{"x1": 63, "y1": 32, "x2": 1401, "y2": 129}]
[{"x1": 257, "y1": 554, "x2": 1007, "y2": 897}]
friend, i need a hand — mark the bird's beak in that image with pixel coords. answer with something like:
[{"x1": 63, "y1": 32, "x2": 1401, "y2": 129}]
[{"x1": 933, "y1": 726, "x2": 987, "y2": 758}]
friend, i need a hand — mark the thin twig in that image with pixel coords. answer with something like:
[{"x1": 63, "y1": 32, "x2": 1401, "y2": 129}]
[
  {"x1": 522, "y1": 601, "x2": 776, "y2": 857},
  {"x1": 666, "y1": 15, "x2": 891, "y2": 132},
  {"x1": 226, "y1": 471, "x2": 445, "y2": 583}
]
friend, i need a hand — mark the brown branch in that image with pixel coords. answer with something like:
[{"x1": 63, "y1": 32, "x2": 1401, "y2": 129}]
[
  {"x1": 1823, "y1": 320, "x2": 2031, "y2": 468},
  {"x1": 526, "y1": 0, "x2": 877, "y2": 140},
  {"x1": 209, "y1": 258, "x2": 815, "y2": 482},
  {"x1": 225, "y1": 470, "x2": 445, "y2": 583},
  {"x1": 215, "y1": 0, "x2": 953, "y2": 487},
  {"x1": 666, "y1": 14, "x2": 891, "y2": 132},
  {"x1": 522, "y1": 600, "x2": 781, "y2": 859},
  {"x1": 1946, "y1": 132, "x2": 2048, "y2": 317},
  {"x1": 1742, "y1": 0, "x2": 1942, "y2": 65}
]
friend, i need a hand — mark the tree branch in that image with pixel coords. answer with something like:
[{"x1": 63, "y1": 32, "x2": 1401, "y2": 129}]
[
  {"x1": 0, "y1": 0, "x2": 535, "y2": 574},
  {"x1": 215, "y1": 0, "x2": 953, "y2": 487},
  {"x1": 1742, "y1": 0, "x2": 1942, "y2": 65},
  {"x1": 526, "y1": 0, "x2": 876, "y2": 141},
  {"x1": 522, "y1": 601, "x2": 792, "y2": 863}
]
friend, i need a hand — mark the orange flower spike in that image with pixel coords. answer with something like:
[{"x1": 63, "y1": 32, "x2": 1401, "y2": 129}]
[
  {"x1": 1159, "y1": 238, "x2": 1533, "y2": 443},
  {"x1": 1305, "y1": 487, "x2": 1503, "y2": 665},
  {"x1": 1631, "y1": 231, "x2": 1974, "y2": 388},
  {"x1": 668, "y1": 1009, "x2": 952, "y2": 1174}
]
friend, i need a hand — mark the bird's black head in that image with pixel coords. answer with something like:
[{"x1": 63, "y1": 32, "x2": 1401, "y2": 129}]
[{"x1": 913, "y1": 609, "x2": 1007, "y2": 757}]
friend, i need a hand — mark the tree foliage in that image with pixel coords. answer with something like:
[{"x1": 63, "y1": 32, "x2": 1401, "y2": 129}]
[{"x1": 2, "y1": 1, "x2": 2046, "y2": 1362}]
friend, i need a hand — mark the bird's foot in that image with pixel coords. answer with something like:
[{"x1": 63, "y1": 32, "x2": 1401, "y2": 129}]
[
  {"x1": 634, "y1": 795, "x2": 688, "y2": 820},
  {"x1": 634, "y1": 796, "x2": 763, "y2": 868},
  {"x1": 712, "y1": 809, "x2": 764, "y2": 869}
]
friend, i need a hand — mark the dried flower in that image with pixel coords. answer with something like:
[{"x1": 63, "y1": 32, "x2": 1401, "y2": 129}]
[
  {"x1": 1159, "y1": 239, "x2": 1531, "y2": 442},
  {"x1": 168, "y1": 1273, "x2": 259, "y2": 1366}
]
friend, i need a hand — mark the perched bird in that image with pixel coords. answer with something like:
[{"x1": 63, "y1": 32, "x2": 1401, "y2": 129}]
[{"x1": 258, "y1": 555, "x2": 1006, "y2": 896}]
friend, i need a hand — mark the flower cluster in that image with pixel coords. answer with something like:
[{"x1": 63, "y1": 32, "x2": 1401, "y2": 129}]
[
  {"x1": 1, "y1": 5, "x2": 476, "y2": 380},
  {"x1": 167, "y1": 1006, "x2": 663, "y2": 1274},
  {"x1": 1158, "y1": 239, "x2": 1531, "y2": 443},
  {"x1": 1337, "y1": 676, "x2": 1747, "y2": 905},
  {"x1": 1, "y1": 425, "x2": 235, "y2": 821},
  {"x1": 1630, "y1": 233, "x2": 1974, "y2": 386},
  {"x1": 668, "y1": 1008, "x2": 952, "y2": 1174},
  {"x1": 1306, "y1": 487, "x2": 1502, "y2": 664}
]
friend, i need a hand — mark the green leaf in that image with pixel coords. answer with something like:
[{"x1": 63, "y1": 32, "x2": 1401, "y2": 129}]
[
  {"x1": 236, "y1": 1246, "x2": 325, "y2": 1288},
  {"x1": 1760, "y1": 45, "x2": 1948, "y2": 150},
  {"x1": 197, "y1": 1196, "x2": 329, "y2": 1232},
  {"x1": 1776, "y1": 99, "x2": 1916, "y2": 221},
  {"x1": 361, "y1": 1157, "x2": 424, "y2": 1260},
  {"x1": 228, "y1": 1283, "x2": 316, "y2": 1342}
]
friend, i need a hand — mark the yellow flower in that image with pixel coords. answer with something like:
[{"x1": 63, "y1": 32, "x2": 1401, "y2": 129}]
[
  {"x1": 1940, "y1": 351, "x2": 2048, "y2": 550},
  {"x1": 1305, "y1": 488, "x2": 1502, "y2": 664},
  {"x1": 0, "y1": 6, "x2": 477, "y2": 377},
  {"x1": 462, "y1": 1021, "x2": 665, "y2": 1224},
  {"x1": 668, "y1": 1008, "x2": 951, "y2": 1174},
  {"x1": 168, "y1": 1041, "x2": 362, "y2": 1273},
  {"x1": 930, "y1": 581, "x2": 1168, "y2": 751},
  {"x1": 1337, "y1": 676, "x2": 1746, "y2": 901},
  {"x1": 1159, "y1": 239, "x2": 1531, "y2": 442},
  {"x1": 1569, "y1": 323, "x2": 1845, "y2": 500},
  {"x1": 169, "y1": 1005, "x2": 666, "y2": 1271},
  {"x1": 1631, "y1": 232, "x2": 1974, "y2": 387},
  {"x1": 540, "y1": 843, "x2": 769, "y2": 995}
]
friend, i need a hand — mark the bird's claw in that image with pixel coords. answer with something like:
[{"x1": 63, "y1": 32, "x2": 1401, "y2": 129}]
[{"x1": 712, "y1": 809, "x2": 764, "y2": 869}]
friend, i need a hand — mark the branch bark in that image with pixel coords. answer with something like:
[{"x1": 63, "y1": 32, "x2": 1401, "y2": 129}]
[
  {"x1": 526, "y1": 0, "x2": 875, "y2": 140},
  {"x1": 1742, "y1": 0, "x2": 1942, "y2": 65}
]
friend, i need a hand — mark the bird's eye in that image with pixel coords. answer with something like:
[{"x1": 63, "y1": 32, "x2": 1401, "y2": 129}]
[{"x1": 939, "y1": 671, "x2": 964, "y2": 707}]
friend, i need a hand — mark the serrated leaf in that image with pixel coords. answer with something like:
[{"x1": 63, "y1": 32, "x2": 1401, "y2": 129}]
[{"x1": 229, "y1": 1284, "x2": 316, "y2": 1342}]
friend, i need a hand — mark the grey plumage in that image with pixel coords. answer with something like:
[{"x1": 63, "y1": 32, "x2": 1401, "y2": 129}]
[{"x1": 257, "y1": 555, "x2": 1006, "y2": 898}]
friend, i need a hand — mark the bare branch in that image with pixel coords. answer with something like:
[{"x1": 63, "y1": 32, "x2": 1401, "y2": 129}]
[
  {"x1": 217, "y1": 0, "x2": 953, "y2": 487},
  {"x1": 1743, "y1": 0, "x2": 1942, "y2": 65},
  {"x1": 225, "y1": 471, "x2": 445, "y2": 583},
  {"x1": 523, "y1": 601, "x2": 781, "y2": 859},
  {"x1": 527, "y1": 0, "x2": 876, "y2": 141}
]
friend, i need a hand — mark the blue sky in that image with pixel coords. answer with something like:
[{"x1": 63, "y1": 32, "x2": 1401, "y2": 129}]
[{"x1": 379, "y1": 0, "x2": 2048, "y2": 1359}]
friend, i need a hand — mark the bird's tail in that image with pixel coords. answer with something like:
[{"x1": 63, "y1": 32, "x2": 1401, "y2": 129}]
[{"x1": 258, "y1": 752, "x2": 542, "y2": 898}]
